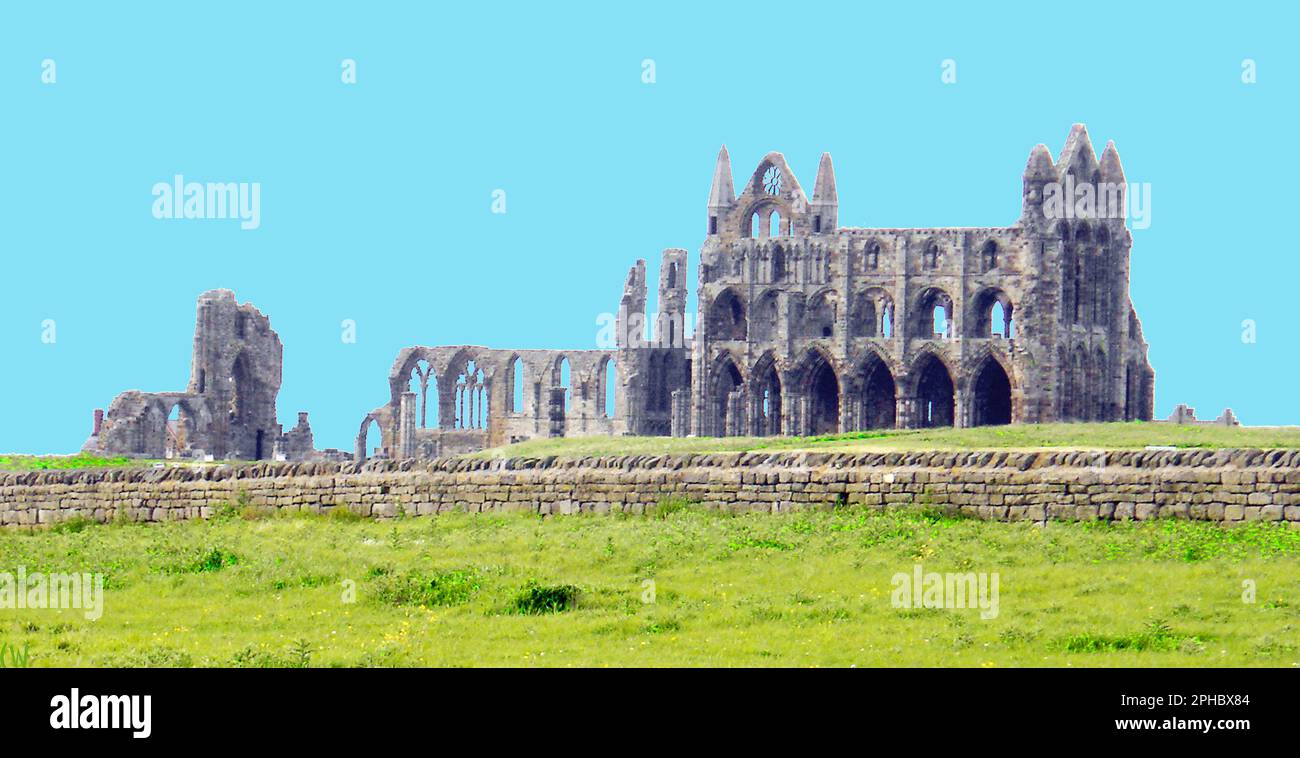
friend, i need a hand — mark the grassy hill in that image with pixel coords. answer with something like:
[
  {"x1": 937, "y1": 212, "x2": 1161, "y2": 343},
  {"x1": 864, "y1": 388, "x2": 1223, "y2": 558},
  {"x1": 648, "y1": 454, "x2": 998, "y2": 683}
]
[
  {"x1": 1, "y1": 505, "x2": 1298, "y2": 667},
  {"x1": 473, "y1": 422, "x2": 1300, "y2": 459}
]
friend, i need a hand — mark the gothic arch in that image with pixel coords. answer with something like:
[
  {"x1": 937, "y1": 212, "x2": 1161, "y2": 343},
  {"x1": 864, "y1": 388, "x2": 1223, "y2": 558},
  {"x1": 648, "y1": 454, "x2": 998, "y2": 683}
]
[
  {"x1": 794, "y1": 347, "x2": 841, "y2": 435},
  {"x1": 968, "y1": 353, "x2": 1013, "y2": 426},
  {"x1": 749, "y1": 351, "x2": 783, "y2": 437},
  {"x1": 856, "y1": 350, "x2": 897, "y2": 430},
  {"x1": 706, "y1": 287, "x2": 748, "y2": 340},
  {"x1": 968, "y1": 287, "x2": 1015, "y2": 338},
  {"x1": 913, "y1": 287, "x2": 955, "y2": 340},
  {"x1": 708, "y1": 351, "x2": 745, "y2": 436},
  {"x1": 909, "y1": 350, "x2": 955, "y2": 428},
  {"x1": 804, "y1": 288, "x2": 839, "y2": 340},
  {"x1": 751, "y1": 289, "x2": 781, "y2": 341}
]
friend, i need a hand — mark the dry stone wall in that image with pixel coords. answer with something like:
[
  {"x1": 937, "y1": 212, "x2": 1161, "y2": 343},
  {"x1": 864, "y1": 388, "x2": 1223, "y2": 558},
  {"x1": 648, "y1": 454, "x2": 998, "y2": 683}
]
[{"x1": 4, "y1": 449, "x2": 1300, "y2": 527}]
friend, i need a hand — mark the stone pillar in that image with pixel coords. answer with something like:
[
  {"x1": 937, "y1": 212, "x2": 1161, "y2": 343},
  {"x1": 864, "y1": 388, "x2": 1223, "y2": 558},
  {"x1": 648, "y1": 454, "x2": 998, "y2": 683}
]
[
  {"x1": 93, "y1": 409, "x2": 104, "y2": 437},
  {"x1": 896, "y1": 395, "x2": 916, "y2": 429},
  {"x1": 725, "y1": 389, "x2": 745, "y2": 437},
  {"x1": 670, "y1": 389, "x2": 690, "y2": 437},
  {"x1": 548, "y1": 387, "x2": 567, "y2": 438},
  {"x1": 398, "y1": 392, "x2": 417, "y2": 458}
]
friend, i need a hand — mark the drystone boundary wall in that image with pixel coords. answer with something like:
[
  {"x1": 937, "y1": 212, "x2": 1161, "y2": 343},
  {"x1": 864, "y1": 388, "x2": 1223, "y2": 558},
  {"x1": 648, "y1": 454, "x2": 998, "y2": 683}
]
[{"x1": 4, "y1": 449, "x2": 1300, "y2": 527}]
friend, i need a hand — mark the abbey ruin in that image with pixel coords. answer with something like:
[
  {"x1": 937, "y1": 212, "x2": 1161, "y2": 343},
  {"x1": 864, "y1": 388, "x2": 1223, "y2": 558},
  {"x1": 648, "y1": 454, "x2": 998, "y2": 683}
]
[
  {"x1": 83, "y1": 290, "x2": 318, "y2": 461},
  {"x1": 354, "y1": 124, "x2": 1155, "y2": 461},
  {"x1": 84, "y1": 125, "x2": 1157, "y2": 462}
]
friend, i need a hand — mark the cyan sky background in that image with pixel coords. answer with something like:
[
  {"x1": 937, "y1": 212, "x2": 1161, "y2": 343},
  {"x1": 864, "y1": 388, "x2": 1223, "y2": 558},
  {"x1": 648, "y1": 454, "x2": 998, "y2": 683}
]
[{"x1": 0, "y1": 2, "x2": 1293, "y2": 453}]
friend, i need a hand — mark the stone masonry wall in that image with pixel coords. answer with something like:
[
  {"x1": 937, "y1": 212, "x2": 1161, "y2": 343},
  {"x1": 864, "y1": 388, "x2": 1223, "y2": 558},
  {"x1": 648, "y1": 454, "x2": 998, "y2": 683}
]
[{"x1": 4, "y1": 449, "x2": 1300, "y2": 527}]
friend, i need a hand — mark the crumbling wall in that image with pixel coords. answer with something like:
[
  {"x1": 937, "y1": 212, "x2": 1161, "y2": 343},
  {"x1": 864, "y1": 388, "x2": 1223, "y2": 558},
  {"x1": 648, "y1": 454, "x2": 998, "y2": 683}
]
[
  {"x1": 356, "y1": 345, "x2": 624, "y2": 462},
  {"x1": 84, "y1": 289, "x2": 318, "y2": 461}
]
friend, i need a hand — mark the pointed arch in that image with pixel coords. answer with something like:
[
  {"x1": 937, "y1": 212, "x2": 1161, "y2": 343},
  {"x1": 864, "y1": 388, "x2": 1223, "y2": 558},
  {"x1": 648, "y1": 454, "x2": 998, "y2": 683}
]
[
  {"x1": 752, "y1": 289, "x2": 781, "y2": 342},
  {"x1": 749, "y1": 351, "x2": 783, "y2": 437},
  {"x1": 968, "y1": 287, "x2": 1014, "y2": 339},
  {"x1": 599, "y1": 355, "x2": 617, "y2": 419},
  {"x1": 911, "y1": 351, "x2": 955, "y2": 428},
  {"x1": 804, "y1": 288, "x2": 839, "y2": 340},
  {"x1": 969, "y1": 354, "x2": 1012, "y2": 426},
  {"x1": 858, "y1": 350, "x2": 896, "y2": 430},
  {"x1": 707, "y1": 287, "x2": 748, "y2": 340},
  {"x1": 913, "y1": 287, "x2": 954, "y2": 340},
  {"x1": 507, "y1": 355, "x2": 525, "y2": 414},
  {"x1": 709, "y1": 351, "x2": 745, "y2": 437},
  {"x1": 794, "y1": 347, "x2": 841, "y2": 435}
]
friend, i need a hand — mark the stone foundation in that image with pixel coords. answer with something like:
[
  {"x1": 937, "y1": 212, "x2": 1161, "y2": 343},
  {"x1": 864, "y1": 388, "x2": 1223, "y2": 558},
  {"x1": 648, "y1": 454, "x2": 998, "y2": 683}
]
[{"x1": 4, "y1": 449, "x2": 1300, "y2": 527}]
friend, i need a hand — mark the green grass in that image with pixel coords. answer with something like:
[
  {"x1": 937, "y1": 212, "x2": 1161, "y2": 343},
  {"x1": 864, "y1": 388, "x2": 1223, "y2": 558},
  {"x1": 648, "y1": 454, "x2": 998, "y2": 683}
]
[
  {"x1": 471, "y1": 422, "x2": 1300, "y2": 459},
  {"x1": 0, "y1": 453, "x2": 146, "y2": 471},
  {"x1": 2, "y1": 506, "x2": 1298, "y2": 667}
]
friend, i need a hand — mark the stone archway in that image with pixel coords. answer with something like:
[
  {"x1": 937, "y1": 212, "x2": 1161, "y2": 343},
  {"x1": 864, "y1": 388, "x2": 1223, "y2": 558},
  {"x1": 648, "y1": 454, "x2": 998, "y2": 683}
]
[
  {"x1": 913, "y1": 353, "x2": 954, "y2": 428},
  {"x1": 859, "y1": 353, "x2": 896, "y2": 430},
  {"x1": 970, "y1": 357, "x2": 1012, "y2": 426}
]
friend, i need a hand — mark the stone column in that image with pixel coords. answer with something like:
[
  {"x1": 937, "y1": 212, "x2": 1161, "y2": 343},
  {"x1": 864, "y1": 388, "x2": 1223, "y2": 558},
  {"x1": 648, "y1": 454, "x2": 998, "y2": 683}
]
[
  {"x1": 398, "y1": 392, "x2": 417, "y2": 458},
  {"x1": 670, "y1": 389, "x2": 690, "y2": 437},
  {"x1": 548, "y1": 387, "x2": 567, "y2": 438}
]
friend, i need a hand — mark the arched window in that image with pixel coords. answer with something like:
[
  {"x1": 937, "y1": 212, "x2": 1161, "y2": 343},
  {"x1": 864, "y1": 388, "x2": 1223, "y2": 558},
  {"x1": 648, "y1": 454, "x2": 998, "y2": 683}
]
[
  {"x1": 408, "y1": 359, "x2": 437, "y2": 428},
  {"x1": 708, "y1": 289, "x2": 748, "y2": 340},
  {"x1": 769, "y1": 210, "x2": 781, "y2": 238},
  {"x1": 749, "y1": 212, "x2": 760, "y2": 238},
  {"x1": 914, "y1": 289, "x2": 954, "y2": 341},
  {"x1": 805, "y1": 291, "x2": 838, "y2": 340},
  {"x1": 509, "y1": 357, "x2": 525, "y2": 414},
  {"x1": 361, "y1": 417, "x2": 383, "y2": 459},
  {"x1": 602, "y1": 358, "x2": 617, "y2": 418},
  {"x1": 925, "y1": 242, "x2": 940, "y2": 269},
  {"x1": 556, "y1": 357, "x2": 571, "y2": 413},
  {"x1": 455, "y1": 359, "x2": 488, "y2": 429}
]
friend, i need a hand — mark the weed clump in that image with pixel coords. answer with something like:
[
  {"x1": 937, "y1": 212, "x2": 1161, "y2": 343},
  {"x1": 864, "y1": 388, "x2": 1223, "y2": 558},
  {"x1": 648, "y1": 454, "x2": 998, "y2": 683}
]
[
  {"x1": 371, "y1": 568, "x2": 482, "y2": 608},
  {"x1": 507, "y1": 581, "x2": 580, "y2": 615}
]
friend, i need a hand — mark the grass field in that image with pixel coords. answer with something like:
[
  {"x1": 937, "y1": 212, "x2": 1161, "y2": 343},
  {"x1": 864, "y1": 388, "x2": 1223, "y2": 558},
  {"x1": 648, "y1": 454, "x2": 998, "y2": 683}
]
[
  {"x1": 2, "y1": 505, "x2": 1298, "y2": 667},
  {"x1": 473, "y1": 422, "x2": 1300, "y2": 459},
  {"x1": 0, "y1": 454, "x2": 142, "y2": 471}
]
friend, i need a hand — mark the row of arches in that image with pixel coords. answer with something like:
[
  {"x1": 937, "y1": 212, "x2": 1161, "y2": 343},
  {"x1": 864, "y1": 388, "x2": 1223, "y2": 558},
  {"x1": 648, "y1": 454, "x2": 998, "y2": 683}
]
[
  {"x1": 707, "y1": 286, "x2": 1015, "y2": 343},
  {"x1": 728, "y1": 237, "x2": 1009, "y2": 277},
  {"x1": 706, "y1": 242, "x2": 835, "y2": 286},
  {"x1": 404, "y1": 354, "x2": 619, "y2": 430},
  {"x1": 706, "y1": 348, "x2": 1014, "y2": 437}
]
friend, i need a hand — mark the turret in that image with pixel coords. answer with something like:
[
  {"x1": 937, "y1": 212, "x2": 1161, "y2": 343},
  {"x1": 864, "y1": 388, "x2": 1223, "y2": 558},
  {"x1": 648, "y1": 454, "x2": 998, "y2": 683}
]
[
  {"x1": 1098, "y1": 140, "x2": 1127, "y2": 227},
  {"x1": 1020, "y1": 143, "x2": 1056, "y2": 228},
  {"x1": 810, "y1": 152, "x2": 838, "y2": 234},
  {"x1": 616, "y1": 260, "x2": 648, "y2": 349},
  {"x1": 706, "y1": 146, "x2": 735, "y2": 236},
  {"x1": 656, "y1": 249, "x2": 689, "y2": 348}
]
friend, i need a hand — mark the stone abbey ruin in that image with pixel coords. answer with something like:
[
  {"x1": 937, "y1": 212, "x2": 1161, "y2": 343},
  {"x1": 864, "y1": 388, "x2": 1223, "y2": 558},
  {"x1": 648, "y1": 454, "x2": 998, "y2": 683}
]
[
  {"x1": 84, "y1": 124, "x2": 1159, "y2": 463},
  {"x1": 83, "y1": 290, "x2": 318, "y2": 461}
]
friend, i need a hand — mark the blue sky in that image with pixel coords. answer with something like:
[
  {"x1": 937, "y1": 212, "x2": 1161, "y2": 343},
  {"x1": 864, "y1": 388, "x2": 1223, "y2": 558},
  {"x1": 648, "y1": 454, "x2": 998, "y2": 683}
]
[{"x1": 0, "y1": 1, "x2": 1294, "y2": 453}]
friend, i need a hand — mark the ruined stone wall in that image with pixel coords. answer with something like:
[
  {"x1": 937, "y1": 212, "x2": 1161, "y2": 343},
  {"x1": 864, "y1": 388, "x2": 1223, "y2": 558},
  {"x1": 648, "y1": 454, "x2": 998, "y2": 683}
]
[
  {"x1": 5, "y1": 449, "x2": 1300, "y2": 527},
  {"x1": 692, "y1": 126, "x2": 1156, "y2": 439},
  {"x1": 84, "y1": 289, "x2": 314, "y2": 461}
]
